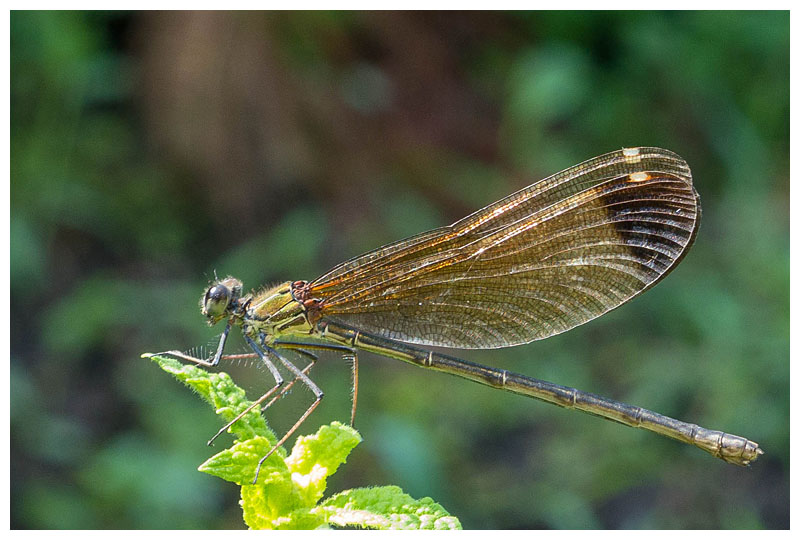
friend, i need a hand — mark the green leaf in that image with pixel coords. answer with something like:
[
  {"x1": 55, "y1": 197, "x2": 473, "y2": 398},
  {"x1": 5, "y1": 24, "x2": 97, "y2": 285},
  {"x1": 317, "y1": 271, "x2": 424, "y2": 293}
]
[
  {"x1": 241, "y1": 485, "x2": 325, "y2": 530},
  {"x1": 199, "y1": 437, "x2": 287, "y2": 485},
  {"x1": 286, "y1": 423, "x2": 362, "y2": 507},
  {"x1": 144, "y1": 353, "x2": 275, "y2": 444},
  {"x1": 145, "y1": 352, "x2": 461, "y2": 530},
  {"x1": 238, "y1": 422, "x2": 362, "y2": 529},
  {"x1": 318, "y1": 486, "x2": 462, "y2": 530}
]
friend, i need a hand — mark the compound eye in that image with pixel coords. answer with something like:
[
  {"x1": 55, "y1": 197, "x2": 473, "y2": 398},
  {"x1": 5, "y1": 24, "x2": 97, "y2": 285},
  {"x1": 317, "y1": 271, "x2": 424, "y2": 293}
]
[{"x1": 203, "y1": 284, "x2": 231, "y2": 318}]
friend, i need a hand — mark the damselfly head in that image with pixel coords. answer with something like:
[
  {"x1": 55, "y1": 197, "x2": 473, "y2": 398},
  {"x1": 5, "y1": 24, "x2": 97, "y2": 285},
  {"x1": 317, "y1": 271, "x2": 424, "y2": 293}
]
[{"x1": 201, "y1": 277, "x2": 243, "y2": 324}]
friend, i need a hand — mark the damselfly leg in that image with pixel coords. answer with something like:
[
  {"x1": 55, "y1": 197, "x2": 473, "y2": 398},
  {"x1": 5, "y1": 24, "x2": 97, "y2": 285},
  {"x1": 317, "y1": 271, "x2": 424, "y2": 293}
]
[
  {"x1": 276, "y1": 340, "x2": 359, "y2": 426},
  {"x1": 205, "y1": 348, "x2": 320, "y2": 447}
]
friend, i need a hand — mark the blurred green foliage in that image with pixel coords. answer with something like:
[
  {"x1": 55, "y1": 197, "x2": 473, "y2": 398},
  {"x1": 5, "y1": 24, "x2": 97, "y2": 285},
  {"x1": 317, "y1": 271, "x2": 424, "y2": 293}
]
[{"x1": 11, "y1": 11, "x2": 788, "y2": 529}]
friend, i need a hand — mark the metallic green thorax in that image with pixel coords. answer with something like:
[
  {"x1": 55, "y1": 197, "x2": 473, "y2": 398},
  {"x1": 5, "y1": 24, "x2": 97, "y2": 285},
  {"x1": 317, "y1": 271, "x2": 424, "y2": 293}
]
[
  {"x1": 201, "y1": 278, "x2": 313, "y2": 344},
  {"x1": 245, "y1": 281, "x2": 313, "y2": 341}
]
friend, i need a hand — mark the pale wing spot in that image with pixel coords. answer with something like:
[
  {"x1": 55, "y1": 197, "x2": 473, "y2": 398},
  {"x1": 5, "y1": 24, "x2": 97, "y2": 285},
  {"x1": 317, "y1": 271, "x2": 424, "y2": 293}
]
[
  {"x1": 629, "y1": 172, "x2": 649, "y2": 183},
  {"x1": 622, "y1": 148, "x2": 642, "y2": 163}
]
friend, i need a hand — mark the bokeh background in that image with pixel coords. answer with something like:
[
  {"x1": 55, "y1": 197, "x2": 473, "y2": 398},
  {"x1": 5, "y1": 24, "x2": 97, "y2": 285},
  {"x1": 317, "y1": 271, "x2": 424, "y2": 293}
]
[{"x1": 10, "y1": 11, "x2": 788, "y2": 529}]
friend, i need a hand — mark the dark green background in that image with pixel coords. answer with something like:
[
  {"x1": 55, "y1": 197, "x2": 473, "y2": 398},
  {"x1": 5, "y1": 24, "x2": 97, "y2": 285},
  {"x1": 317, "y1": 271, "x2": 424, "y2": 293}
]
[{"x1": 11, "y1": 11, "x2": 788, "y2": 529}]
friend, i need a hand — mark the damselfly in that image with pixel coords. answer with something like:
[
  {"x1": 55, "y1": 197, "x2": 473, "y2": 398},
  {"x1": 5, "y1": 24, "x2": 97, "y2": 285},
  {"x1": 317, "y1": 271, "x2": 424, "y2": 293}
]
[{"x1": 162, "y1": 147, "x2": 762, "y2": 483}]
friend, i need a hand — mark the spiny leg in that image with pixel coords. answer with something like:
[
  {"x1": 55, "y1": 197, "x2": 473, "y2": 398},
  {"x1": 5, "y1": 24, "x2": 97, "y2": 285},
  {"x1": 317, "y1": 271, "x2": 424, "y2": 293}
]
[
  {"x1": 155, "y1": 322, "x2": 279, "y2": 369},
  {"x1": 276, "y1": 340, "x2": 359, "y2": 426},
  {"x1": 214, "y1": 348, "x2": 356, "y2": 425},
  {"x1": 260, "y1": 348, "x2": 319, "y2": 412},
  {"x1": 344, "y1": 351, "x2": 359, "y2": 426},
  {"x1": 157, "y1": 321, "x2": 234, "y2": 367},
  {"x1": 155, "y1": 324, "x2": 286, "y2": 446},
  {"x1": 206, "y1": 335, "x2": 286, "y2": 446},
  {"x1": 163, "y1": 347, "x2": 319, "y2": 447},
  {"x1": 159, "y1": 350, "x2": 259, "y2": 365},
  {"x1": 253, "y1": 344, "x2": 324, "y2": 484}
]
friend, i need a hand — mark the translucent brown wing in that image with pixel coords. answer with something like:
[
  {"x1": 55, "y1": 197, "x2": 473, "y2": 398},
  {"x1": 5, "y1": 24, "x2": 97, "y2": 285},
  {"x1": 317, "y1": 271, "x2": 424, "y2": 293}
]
[{"x1": 309, "y1": 147, "x2": 700, "y2": 349}]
